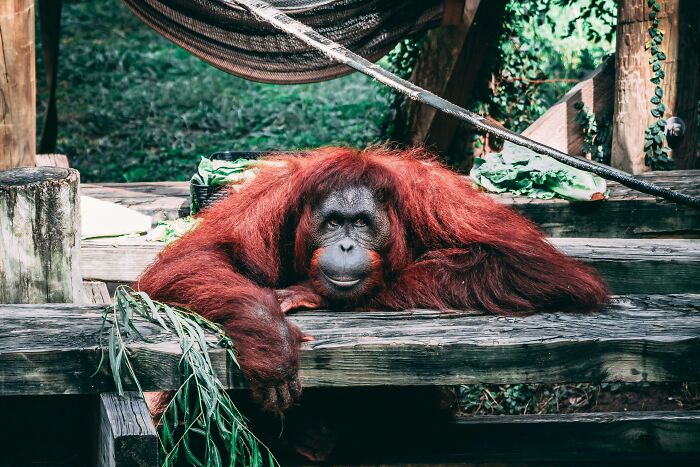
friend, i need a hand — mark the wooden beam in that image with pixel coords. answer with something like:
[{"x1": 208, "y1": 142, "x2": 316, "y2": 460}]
[
  {"x1": 36, "y1": 153, "x2": 70, "y2": 168},
  {"x1": 612, "y1": 0, "x2": 700, "y2": 173},
  {"x1": 513, "y1": 59, "x2": 615, "y2": 157},
  {"x1": 83, "y1": 280, "x2": 111, "y2": 305},
  {"x1": 81, "y1": 170, "x2": 700, "y2": 238},
  {"x1": 97, "y1": 392, "x2": 159, "y2": 467},
  {"x1": 0, "y1": 0, "x2": 36, "y2": 169},
  {"x1": 406, "y1": 0, "x2": 506, "y2": 153},
  {"x1": 314, "y1": 411, "x2": 700, "y2": 465},
  {"x1": 80, "y1": 237, "x2": 700, "y2": 294},
  {"x1": 0, "y1": 294, "x2": 698, "y2": 395}
]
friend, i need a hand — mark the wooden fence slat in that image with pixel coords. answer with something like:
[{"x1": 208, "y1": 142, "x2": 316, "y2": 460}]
[
  {"x1": 80, "y1": 170, "x2": 700, "y2": 237},
  {"x1": 0, "y1": 294, "x2": 698, "y2": 395},
  {"x1": 97, "y1": 392, "x2": 159, "y2": 467}
]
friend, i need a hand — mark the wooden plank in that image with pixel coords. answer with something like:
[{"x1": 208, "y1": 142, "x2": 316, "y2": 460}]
[
  {"x1": 0, "y1": 294, "x2": 698, "y2": 396},
  {"x1": 497, "y1": 169, "x2": 700, "y2": 237},
  {"x1": 612, "y1": 0, "x2": 699, "y2": 172},
  {"x1": 83, "y1": 280, "x2": 111, "y2": 305},
  {"x1": 36, "y1": 153, "x2": 70, "y2": 168},
  {"x1": 81, "y1": 170, "x2": 700, "y2": 238},
  {"x1": 514, "y1": 59, "x2": 614, "y2": 157},
  {"x1": 81, "y1": 181, "x2": 190, "y2": 225},
  {"x1": 97, "y1": 392, "x2": 159, "y2": 467},
  {"x1": 80, "y1": 237, "x2": 700, "y2": 294},
  {"x1": 314, "y1": 411, "x2": 700, "y2": 465},
  {"x1": 0, "y1": 0, "x2": 36, "y2": 169}
]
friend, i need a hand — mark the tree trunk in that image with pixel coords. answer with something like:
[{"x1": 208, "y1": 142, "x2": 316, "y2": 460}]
[
  {"x1": 0, "y1": 167, "x2": 82, "y2": 303},
  {"x1": 612, "y1": 0, "x2": 699, "y2": 173},
  {"x1": 0, "y1": 0, "x2": 36, "y2": 170}
]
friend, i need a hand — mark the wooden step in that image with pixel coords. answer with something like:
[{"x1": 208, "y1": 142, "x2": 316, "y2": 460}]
[
  {"x1": 81, "y1": 169, "x2": 700, "y2": 238},
  {"x1": 80, "y1": 237, "x2": 700, "y2": 294},
  {"x1": 295, "y1": 411, "x2": 700, "y2": 465},
  {"x1": 0, "y1": 294, "x2": 698, "y2": 396}
]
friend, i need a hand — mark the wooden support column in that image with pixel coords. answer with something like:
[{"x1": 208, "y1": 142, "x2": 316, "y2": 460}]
[
  {"x1": 405, "y1": 0, "x2": 507, "y2": 153},
  {"x1": 0, "y1": 0, "x2": 36, "y2": 169},
  {"x1": 97, "y1": 392, "x2": 159, "y2": 467},
  {"x1": 612, "y1": 0, "x2": 700, "y2": 173},
  {"x1": 0, "y1": 167, "x2": 82, "y2": 303}
]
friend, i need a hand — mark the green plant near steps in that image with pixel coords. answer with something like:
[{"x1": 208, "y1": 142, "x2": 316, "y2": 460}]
[
  {"x1": 96, "y1": 286, "x2": 278, "y2": 467},
  {"x1": 643, "y1": 0, "x2": 673, "y2": 170}
]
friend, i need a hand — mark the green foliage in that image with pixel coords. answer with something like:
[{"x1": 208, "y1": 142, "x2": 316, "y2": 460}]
[
  {"x1": 98, "y1": 286, "x2": 277, "y2": 466},
  {"x1": 574, "y1": 101, "x2": 612, "y2": 164},
  {"x1": 37, "y1": 0, "x2": 390, "y2": 182},
  {"x1": 379, "y1": 36, "x2": 425, "y2": 140},
  {"x1": 643, "y1": 0, "x2": 673, "y2": 170},
  {"x1": 459, "y1": 0, "x2": 616, "y2": 165},
  {"x1": 459, "y1": 383, "x2": 597, "y2": 415}
]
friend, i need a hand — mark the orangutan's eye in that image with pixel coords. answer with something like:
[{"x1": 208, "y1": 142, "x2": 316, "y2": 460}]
[{"x1": 354, "y1": 218, "x2": 367, "y2": 227}]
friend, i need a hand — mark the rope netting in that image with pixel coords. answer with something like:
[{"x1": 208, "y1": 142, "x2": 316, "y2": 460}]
[{"x1": 122, "y1": 0, "x2": 442, "y2": 84}]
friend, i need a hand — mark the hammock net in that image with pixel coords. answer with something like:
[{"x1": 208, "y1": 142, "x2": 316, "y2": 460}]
[{"x1": 122, "y1": 0, "x2": 443, "y2": 84}]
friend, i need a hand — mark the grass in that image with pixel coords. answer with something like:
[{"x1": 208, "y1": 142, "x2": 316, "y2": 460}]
[{"x1": 37, "y1": 0, "x2": 391, "y2": 182}]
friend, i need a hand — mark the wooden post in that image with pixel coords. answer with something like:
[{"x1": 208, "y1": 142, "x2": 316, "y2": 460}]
[
  {"x1": 612, "y1": 0, "x2": 700, "y2": 173},
  {"x1": 404, "y1": 0, "x2": 507, "y2": 153},
  {"x1": 0, "y1": 0, "x2": 36, "y2": 169},
  {"x1": 0, "y1": 167, "x2": 82, "y2": 303},
  {"x1": 97, "y1": 392, "x2": 159, "y2": 467}
]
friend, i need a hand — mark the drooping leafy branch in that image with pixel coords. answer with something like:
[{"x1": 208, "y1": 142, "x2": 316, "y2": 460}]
[{"x1": 97, "y1": 286, "x2": 278, "y2": 467}]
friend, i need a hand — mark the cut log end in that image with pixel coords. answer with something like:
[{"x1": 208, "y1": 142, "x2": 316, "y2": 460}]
[
  {"x1": 0, "y1": 167, "x2": 82, "y2": 304},
  {"x1": 0, "y1": 166, "x2": 75, "y2": 187}
]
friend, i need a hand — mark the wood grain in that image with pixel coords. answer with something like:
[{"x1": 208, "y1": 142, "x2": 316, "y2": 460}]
[
  {"x1": 612, "y1": 0, "x2": 699, "y2": 172},
  {"x1": 81, "y1": 181, "x2": 190, "y2": 225},
  {"x1": 81, "y1": 170, "x2": 700, "y2": 237},
  {"x1": 97, "y1": 392, "x2": 159, "y2": 467},
  {"x1": 517, "y1": 58, "x2": 614, "y2": 158},
  {"x1": 0, "y1": 294, "x2": 698, "y2": 396},
  {"x1": 83, "y1": 280, "x2": 111, "y2": 305},
  {"x1": 80, "y1": 236, "x2": 700, "y2": 293},
  {"x1": 0, "y1": 0, "x2": 36, "y2": 169},
  {"x1": 0, "y1": 167, "x2": 83, "y2": 303},
  {"x1": 36, "y1": 153, "x2": 70, "y2": 168}
]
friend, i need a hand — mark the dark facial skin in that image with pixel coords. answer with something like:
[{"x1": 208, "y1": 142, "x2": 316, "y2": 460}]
[{"x1": 310, "y1": 185, "x2": 390, "y2": 301}]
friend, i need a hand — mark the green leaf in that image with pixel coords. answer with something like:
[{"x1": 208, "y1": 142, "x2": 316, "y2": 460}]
[{"x1": 655, "y1": 87, "x2": 664, "y2": 97}]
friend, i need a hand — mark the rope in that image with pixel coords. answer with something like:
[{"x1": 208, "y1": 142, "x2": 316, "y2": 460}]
[{"x1": 228, "y1": 0, "x2": 700, "y2": 210}]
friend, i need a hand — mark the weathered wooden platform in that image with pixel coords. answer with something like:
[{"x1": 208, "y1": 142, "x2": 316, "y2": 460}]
[
  {"x1": 0, "y1": 294, "x2": 698, "y2": 396},
  {"x1": 80, "y1": 236, "x2": 700, "y2": 294},
  {"x1": 81, "y1": 170, "x2": 700, "y2": 237}
]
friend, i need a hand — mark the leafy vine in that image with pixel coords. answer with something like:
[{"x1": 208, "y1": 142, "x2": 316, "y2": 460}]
[
  {"x1": 574, "y1": 101, "x2": 612, "y2": 164},
  {"x1": 643, "y1": 0, "x2": 673, "y2": 170}
]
